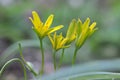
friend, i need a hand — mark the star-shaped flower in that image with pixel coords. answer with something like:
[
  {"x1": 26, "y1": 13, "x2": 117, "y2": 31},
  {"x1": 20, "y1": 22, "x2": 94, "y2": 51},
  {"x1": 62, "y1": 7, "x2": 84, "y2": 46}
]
[
  {"x1": 75, "y1": 18, "x2": 98, "y2": 49},
  {"x1": 48, "y1": 32, "x2": 70, "y2": 51},
  {"x1": 29, "y1": 11, "x2": 63, "y2": 39}
]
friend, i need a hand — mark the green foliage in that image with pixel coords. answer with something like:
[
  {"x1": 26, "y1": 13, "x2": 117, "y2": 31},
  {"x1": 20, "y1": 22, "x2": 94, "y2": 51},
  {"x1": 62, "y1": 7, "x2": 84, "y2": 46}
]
[
  {"x1": 40, "y1": 59, "x2": 120, "y2": 80},
  {"x1": 1, "y1": 40, "x2": 120, "y2": 80},
  {"x1": 61, "y1": 72, "x2": 120, "y2": 80}
]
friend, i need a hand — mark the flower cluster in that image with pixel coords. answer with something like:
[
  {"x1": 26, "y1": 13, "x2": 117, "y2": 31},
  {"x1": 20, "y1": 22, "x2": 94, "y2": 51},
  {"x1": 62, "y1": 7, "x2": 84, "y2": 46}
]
[
  {"x1": 29, "y1": 11, "x2": 97, "y2": 72},
  {"x1": 48, "y1": 32, "x2": 70, "y2": 51},
  {"x1": 0, "y1": 11, "x2": 98, "y2": 79},
  {"x1": 29, "y1": 11, "x2": 97, "y2": 51}
]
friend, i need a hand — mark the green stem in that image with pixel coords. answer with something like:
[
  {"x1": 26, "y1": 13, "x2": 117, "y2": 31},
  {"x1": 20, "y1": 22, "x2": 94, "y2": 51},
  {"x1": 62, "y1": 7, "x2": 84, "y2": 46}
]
[
  {"x1": 53, "y1": 50, "x2": 57, "y2": 71},
  {"x1": 39, "y1": 38, "x2": 44, "y2": 75},
  {"x1": 18, "y1": 43, "x2": 37, "y2": 76},
  {"x1": 0, "y1": 58, "x2": 27, "y2": 80},
  {"x1": 72, "y1": 48, "x2": 78, "y2": 65},
  {"x1": 58, "y1": 49, "x2": 65, "y2": 68}
]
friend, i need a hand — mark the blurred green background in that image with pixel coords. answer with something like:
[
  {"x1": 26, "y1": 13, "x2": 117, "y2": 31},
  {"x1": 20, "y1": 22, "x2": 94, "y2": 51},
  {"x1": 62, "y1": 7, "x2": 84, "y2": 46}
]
[{"x1": 0, "y1": 0, "x2": 120, "y2": 80}]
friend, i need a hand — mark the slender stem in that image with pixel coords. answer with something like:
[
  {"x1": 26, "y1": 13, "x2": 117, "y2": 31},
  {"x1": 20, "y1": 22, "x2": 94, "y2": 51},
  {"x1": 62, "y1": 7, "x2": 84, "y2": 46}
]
[
  {"x1": 53, "y1": 50, "x2": 57, "y2": 71},
  {"x1": 58, "y1": 49, "x2": 65, "y2": 68},
  {"x1": 18, "y1": 43, "x2": 37, "y2": 76},
  {"x1": 39, "y1": 38, "x2": 44, "y2": 75},
  {"x1": 72, "y1": 48, "x2": 78, "y2": 65},
  {"x1": 0, "y1": 58, "x2": 27, "y2": 80}
]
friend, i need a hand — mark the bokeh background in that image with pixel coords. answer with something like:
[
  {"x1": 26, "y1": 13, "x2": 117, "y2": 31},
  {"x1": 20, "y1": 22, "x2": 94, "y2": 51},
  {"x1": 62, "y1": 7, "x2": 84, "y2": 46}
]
[{"x1": 0, "y1": 0, "x2": 120, "y2": 80}]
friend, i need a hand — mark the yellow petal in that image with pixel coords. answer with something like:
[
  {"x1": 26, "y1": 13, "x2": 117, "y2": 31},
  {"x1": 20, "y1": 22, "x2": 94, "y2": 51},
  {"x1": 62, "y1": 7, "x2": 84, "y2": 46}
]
[
  {"x1": 88, "y1": 22, "x2": 97, "y2": 37},
  {"x1": 29, "y1": 17, "x2": 34, "y2": 25},
  {"x1": 29, "y1": 11, "x2": 43, "y2": 30},
  {"x1": 69, "y1": 35, "x2": 76, "y2": 42},
  {"x1": 89, "y1": 22, "x2": 96, "y2": 30},
  {"x1": 62, "y1": 45, "x2": 71, "y2": 49},
  {"x1": 56, "y1": 33, "x2": 63, "y2": 49},
  {"x1": 32, "y1": 11, "x2": 41, "y2": 21},
  {"x1": 44, "y1": 14, "x2": 54, "y2": 29},
  {"x1": 66, "y1": 19, "x2": 76, "y2": 38},
  {"x1": 77, "y1": 19, "x2": 82, "y2": 36},
  {"x1": 78, "y1": 18, "x2": 82, "y2": 24},
  {"x1": 76, "y1": 30, "x2": 86, "y2": 48},
  {"x1": 53, "y1": 32, "x2": 57, "y2": 48},
  {"x1": 57, "y1": 33, "x2": 63, "y2": 44},
  {"x1": 48, "y1": 35, "x2": 55, "y2": 48},
  {"x1": 65, "y1": 19, "x2": 77, "y2": 44},
  {"x1": 80, "y1": 18, "x2": 90, "y2": 37},
  {"x1": 76, "y1": 38, "x2": 84, "y2": 48},
  {"x1": 60, "y1": 38, "x2": 68, "y2": 47},
  {"x1": 82, "y1": 18, "x2": 90, "y2": 31},
  {"x1": 88, "y1": 28, "x2": 98, "y2": 37},
  {"x1": 29, "y1": 17, "x2": 38, "y2": 29},
  {"x1": 47, "y1": 25, "x2": 63, "y2": 35}
]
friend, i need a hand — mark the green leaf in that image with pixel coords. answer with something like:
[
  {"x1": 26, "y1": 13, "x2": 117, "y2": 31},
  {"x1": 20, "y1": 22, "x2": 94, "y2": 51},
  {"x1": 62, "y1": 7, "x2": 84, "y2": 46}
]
[
  {"x1": 40, "y1": 59, "x2": 120, "y2": 80},
  {"x1": 61, "y1": 72, "x2": 120, "y2": 80}
]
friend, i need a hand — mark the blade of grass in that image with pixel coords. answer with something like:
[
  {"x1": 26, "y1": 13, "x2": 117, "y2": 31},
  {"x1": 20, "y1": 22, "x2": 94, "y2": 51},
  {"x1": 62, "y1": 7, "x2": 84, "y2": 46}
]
[{"x1": 0, "y1": 58, "x2": 27, "y2": 80}]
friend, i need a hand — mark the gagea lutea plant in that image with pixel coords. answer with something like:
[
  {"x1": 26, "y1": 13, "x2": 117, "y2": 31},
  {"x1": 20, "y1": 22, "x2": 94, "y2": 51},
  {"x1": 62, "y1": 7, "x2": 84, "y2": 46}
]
[{"x1": 0, "y1": 11, "x2": 98, "y2": 80}]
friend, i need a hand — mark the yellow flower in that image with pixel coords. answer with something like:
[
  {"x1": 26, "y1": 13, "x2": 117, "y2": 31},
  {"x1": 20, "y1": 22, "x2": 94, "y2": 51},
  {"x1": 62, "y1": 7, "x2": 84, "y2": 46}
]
[
  {"x1": 65, "y1": 19, "x2": 77, "y2": 44},
  {"x1": 29, "y1": 11, "x2": 63, "y2": 39},
  {"x1": 75, "y1": 18, "x2": 98, "y2": 49},
  {"x1": 48, "y1": 32, "x2": 70, "y2": 51}
]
